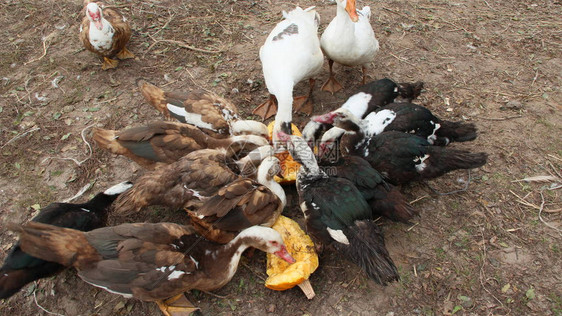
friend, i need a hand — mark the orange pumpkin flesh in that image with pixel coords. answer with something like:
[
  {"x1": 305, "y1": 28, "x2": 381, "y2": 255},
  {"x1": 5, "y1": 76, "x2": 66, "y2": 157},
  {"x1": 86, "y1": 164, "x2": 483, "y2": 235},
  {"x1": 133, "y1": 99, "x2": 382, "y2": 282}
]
[
  {"x1": 267, "y1": 121, "x2": 301, "y2": 184},
  {"x1": 265, "y1": 216, "x2": 318, "y2": 298}
]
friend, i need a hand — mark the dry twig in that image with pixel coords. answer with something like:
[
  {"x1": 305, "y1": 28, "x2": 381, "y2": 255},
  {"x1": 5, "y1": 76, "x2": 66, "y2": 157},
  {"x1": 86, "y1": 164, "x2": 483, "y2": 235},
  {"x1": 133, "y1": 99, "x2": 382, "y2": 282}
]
[
  {"x1": 41, "y1": 124, "x2": 94, "y2": 166},
  {"x1": 1, "y1": 127, "x2": 40, "y2": 149},
  {"x1": 33, "y1": 285, "x2": 66, "y2": 316}
]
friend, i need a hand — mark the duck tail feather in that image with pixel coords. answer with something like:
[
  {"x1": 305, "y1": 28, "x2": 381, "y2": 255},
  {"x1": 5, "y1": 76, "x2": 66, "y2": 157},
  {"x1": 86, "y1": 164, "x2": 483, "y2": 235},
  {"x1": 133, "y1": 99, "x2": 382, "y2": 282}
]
[{"x1": 334, "y1": 220, "x2": 399, "y2": 285}]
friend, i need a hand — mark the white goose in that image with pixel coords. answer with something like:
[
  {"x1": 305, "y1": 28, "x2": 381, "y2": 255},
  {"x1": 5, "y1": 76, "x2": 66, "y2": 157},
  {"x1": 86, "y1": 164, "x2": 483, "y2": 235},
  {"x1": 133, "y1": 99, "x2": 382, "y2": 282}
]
[
  {"x1": 253, "y1": 6, "x2": 323, "y2": 143},
  {"x1": 320, "y1": 0, "x2": 379, "y2": 93}
]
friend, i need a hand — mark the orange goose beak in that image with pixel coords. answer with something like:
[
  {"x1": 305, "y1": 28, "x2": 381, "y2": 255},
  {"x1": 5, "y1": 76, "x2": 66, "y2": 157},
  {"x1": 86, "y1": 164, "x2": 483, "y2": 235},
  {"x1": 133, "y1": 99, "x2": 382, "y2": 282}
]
[
  {"x1": 345, "y1": 0, "x2": 359, "y2": 23},
  {"x1": 274, "y1": 245, "x2": 296, "y2": 264}
]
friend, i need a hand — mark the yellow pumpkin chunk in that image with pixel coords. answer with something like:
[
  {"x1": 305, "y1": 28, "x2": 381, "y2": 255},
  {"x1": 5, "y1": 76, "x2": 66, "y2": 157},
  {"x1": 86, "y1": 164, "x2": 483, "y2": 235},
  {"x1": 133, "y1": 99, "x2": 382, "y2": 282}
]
[
  {"x1": 267, "y1": 122, "x2": 302, "y2": 184},
  {"x1": 265, "y1": 216, "x2": 318, "y2": 299}
]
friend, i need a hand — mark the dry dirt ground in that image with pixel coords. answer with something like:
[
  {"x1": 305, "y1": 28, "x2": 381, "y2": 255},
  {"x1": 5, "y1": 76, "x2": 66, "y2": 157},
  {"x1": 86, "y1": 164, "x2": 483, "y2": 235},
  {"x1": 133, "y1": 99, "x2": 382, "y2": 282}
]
[{"x1": 1, "y1": 0, "x2": 561, "y2": 315}]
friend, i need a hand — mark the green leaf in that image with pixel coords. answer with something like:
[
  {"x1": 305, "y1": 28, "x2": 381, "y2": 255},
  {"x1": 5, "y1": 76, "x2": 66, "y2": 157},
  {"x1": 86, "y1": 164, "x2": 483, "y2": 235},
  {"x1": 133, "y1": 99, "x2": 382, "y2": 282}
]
[
  {"x1": 0, "y1": 106, "x2": 3, "y2": 113},
  {"x1": 23, "y1": 111, "x2": 34, "y2": 117},
  {"x1": 14, "y1": 162, "x2": 21, "y2": 169},
  {"x1": 452, "y1": 305, "x2": 462, "y2": 314},
  {"x1": 499, "y1": 242, "x2": 509, "y2": 248},
  {"x1": 53, "y1": 112, "x2": 62, "y2": 120},
  {"x1": 31, "y1": 204, "x2": 41, "y2": 210},
  {"x1": 88, "y1": 107, "x2": 100, "y2": 112},
  {"x1": 16, "y1": 86, "x2": 25, "y2": 91},
  {"x1": 458, "y1": 295, "x2": 470, "y2": 302},
  {"x1": 501, "y1": 284, "x2": 511, "y2": 293},
  {"x1": 61, "y1": 133, "x2": 71, "y2": 140},
  {"x1": 526, "y1": 288, "x2": 535, "y2": 300},
  {"x1": 175, "y1": 66, "x2": 183, "y2": 71}
]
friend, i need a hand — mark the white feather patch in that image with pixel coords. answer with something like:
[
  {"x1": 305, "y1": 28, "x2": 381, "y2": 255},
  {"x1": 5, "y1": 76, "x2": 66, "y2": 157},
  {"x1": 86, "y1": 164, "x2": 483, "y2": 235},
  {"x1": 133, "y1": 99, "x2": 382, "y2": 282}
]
[
  {"x1": 364, "y1": 110, "x2": 396, "y2": 136},
  {"x1": 414, "y1": 154, "x2": 430, "y2": 172},
  {"x1": 327, "y1": 227, "x2": 350, "y2": 245},
  {"x1": 166, "y1": 103, "x2": 216, "y2": 131},
  {"x1": 167, "y1": 270, "x2": 186, "y2": 280},
  {"x1": 104, "y1": 181, "x2": 133, "y2": 195},
  {"x1": 426, "y1": 121, "x2": 441, "y2": 144},
  {"x1": 341, "y1": 92, "x2": 372, "y2": 118}
]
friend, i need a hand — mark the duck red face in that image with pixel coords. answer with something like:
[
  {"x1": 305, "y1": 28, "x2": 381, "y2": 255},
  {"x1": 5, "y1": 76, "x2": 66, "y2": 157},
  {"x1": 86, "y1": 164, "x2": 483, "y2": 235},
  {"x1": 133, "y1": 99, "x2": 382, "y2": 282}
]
[
  {"x1": 86, "y1": 4, "x2": 103, "y2": 30},
  {"x1": 274, "y1": 245, "x2": 296, "y2": 264}
]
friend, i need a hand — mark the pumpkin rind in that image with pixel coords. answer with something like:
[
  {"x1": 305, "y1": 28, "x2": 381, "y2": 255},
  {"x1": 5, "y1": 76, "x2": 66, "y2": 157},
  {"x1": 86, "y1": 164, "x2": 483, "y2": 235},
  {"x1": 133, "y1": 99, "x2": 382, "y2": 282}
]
[
  {"x1": 265, "y1": 216, "x2": 318, "y2": 291},
  {"x1": 267, "y1": 122, "x2": 302, "y2": 184}
]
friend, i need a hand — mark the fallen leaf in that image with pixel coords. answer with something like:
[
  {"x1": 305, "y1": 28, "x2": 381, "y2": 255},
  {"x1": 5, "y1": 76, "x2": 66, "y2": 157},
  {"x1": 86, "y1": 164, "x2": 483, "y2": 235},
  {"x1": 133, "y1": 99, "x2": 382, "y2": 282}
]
[
  {"x1": 31, "y1": 204, "x2": 41, "y2": 210},
  {"x1": 452, "y1": 305, "x2": 462, "y2": 314},
  {"x1": 501, "y1": 284, "x2": 511, "y2": 293},
  {"x1": 512, "y1": 175, "x2": 560, "y2": 183},
  {"x1": 525, "y1": 288, "x2": 535, "y2": 300},
  {"x1": 114, "y1": 301, "x2": 125, "y2": 311}
]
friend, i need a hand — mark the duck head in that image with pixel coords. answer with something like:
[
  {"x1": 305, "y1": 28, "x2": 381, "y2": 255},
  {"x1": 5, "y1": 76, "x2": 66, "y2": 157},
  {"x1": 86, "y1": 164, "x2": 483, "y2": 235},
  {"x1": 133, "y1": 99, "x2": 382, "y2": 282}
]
[
  {"x1": 236, "y1": 145, "x2": 274, "y2": 177},
  {"x1": 277, "y1": 131, "x2": 322, "y2": 176},
  {"x1": 318, "y1": 127, "x2": 346, "y2": 161},
  {"x1": 86, "y1": 2, "x2": 104, "y2": 30},
  {"x1": 272, "y1": 120, "x2": 293, "y2": 151},
  {"x1": 338, "y1": 0, "x2": 359, "y2": 23},
  {"x1": 257, "y1": 156, "x2": 287, "y2": 206},
  {"x1": 239, "y1": 226, "x2": 295, "y2": 263},
  {"x1": 313, "y1": 108, "x2": 362, "y2": 132},
  {"x1": 258, "y1": 156, "x2": 283, "y2": 180}
]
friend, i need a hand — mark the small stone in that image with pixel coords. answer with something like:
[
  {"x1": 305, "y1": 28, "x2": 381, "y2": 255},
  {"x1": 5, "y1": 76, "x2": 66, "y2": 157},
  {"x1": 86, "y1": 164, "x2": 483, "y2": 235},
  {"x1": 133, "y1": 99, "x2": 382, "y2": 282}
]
[
  {"x1": 231, "y1": 88, "x2": 239, "y2": 94},
  {"x1": 505, "y1": 100, "x2": 523, "y2": 110},
  {"x1": 62, "y1": 105, "x2": 74, "y2": 113},
  {"x1": 267, "y1": 304, "x2": 275, "y2": 313}
]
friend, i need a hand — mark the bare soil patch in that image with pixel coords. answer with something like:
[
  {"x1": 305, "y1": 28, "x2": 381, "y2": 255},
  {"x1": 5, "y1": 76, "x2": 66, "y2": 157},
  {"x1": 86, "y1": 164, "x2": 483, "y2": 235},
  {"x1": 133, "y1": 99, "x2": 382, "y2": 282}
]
[{"x1": 1, "y1": 0, "x2": 560, "y2": 315}]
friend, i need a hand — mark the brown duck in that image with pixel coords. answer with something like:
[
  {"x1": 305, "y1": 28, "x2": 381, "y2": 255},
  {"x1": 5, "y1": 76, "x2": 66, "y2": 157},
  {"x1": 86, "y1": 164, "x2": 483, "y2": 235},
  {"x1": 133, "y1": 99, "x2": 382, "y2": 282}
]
[
  {"x1": 112, "y1": 147, "x2": 274, "y2": 215},
  {"x1": 139, "y1": 80, "x2": 268, "y2": 139},
  {"x1": 80, "y1": 1, "x2": 134, "y2": 70},
  {"x1": 93, "y1": 121, "x2": 269, "y2": 170},
  {"x1": 187, "y1": 156, "x2": 286, "y2": 243},
  {"x1": 11, "y1": 222, "x2": 295, "y2": 315}
]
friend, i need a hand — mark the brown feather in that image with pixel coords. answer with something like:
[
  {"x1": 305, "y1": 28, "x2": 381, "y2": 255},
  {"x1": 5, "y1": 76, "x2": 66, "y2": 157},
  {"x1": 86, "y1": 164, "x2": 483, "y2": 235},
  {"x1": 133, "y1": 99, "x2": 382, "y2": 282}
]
[
  {"x1": 13, "y1": 222, "x2": 102, "y2": 268},
  {"x1": 112, "y1": 148, "x2": 239, "y2": 215},
  {"x1": 94, "y1": 121, "x2": 267, "y2": 170},
  {"x1": 138, "y1": 81, "x2": 240, "y2": 138},
  {"x1": 187, "y1": 179, "x2": 282, "y2": 243}
]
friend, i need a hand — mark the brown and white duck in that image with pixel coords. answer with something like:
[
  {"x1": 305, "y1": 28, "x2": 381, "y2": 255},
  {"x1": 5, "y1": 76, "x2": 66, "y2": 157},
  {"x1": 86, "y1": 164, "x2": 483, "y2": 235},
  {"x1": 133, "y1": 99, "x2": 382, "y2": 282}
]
[
  {"x1": 11, "y1": 222, "x2": 295, "y2": 314},
  {"x1": 93, "y1": 121, "x2": 269, "y2": 170},
  {"x1": 111, "y1": 146, "x2": 274, "y2": 215},
  {"x1": 187, "y1": 156, "x2": 287, "y2": 243},
  {"x1": 80, "y1": 1, "x2": 134, "y2": 70},
  {"x1": 138, "y1": 80, "x2": 268, "y2": 139}
]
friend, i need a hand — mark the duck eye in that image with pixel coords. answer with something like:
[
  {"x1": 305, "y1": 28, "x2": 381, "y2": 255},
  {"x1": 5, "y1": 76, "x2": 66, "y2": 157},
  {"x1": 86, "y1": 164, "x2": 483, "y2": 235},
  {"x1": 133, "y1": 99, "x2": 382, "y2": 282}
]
[{"x1": 270, "y1": 241, "x2": 278, "y2": 246}]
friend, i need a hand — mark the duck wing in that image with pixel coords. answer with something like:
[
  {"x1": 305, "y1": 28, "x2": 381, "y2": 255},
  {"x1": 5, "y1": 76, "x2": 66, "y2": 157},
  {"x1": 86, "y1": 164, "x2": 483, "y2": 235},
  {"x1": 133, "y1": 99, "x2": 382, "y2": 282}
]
[{"x1": 189, "y1": 179, "x2": 281, "y2": 243}]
